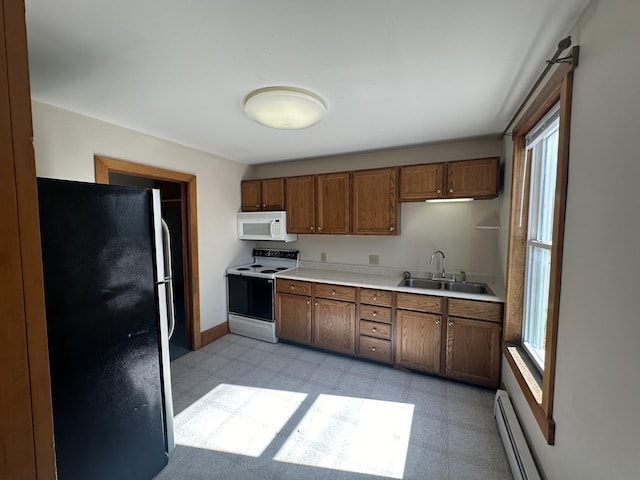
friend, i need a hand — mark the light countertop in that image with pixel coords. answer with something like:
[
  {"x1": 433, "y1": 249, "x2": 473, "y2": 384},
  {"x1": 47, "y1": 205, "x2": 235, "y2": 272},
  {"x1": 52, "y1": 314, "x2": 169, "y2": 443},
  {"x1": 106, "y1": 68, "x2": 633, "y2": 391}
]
[{"x1": 275, "y1": 264, "x2": 505, "y2": 303}]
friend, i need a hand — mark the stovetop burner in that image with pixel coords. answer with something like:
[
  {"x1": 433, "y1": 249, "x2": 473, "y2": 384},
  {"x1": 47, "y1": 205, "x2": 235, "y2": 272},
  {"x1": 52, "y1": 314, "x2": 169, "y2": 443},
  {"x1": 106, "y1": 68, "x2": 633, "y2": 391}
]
[{"x1": 227, "y1": 248, "x2": 300, "y2": 279}]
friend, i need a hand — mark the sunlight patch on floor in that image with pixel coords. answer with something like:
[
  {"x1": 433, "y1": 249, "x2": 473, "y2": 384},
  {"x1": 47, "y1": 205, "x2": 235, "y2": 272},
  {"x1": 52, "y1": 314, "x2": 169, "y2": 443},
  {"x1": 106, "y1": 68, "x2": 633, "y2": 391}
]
[
  {"x1": 273, "y1": 394, "x2": 414, "y2": 479},
  {"x1": 174, "y1": 384, "x2": 307, "y2": 457}
]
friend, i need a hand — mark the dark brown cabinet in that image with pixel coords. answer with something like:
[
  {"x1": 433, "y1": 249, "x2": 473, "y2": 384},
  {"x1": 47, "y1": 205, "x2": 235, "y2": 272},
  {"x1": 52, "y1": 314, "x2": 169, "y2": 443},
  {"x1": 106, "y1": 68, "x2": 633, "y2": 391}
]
[
  {"x1": 312, "y1": 283, "x2": 357, "y2": 354},
  {"x1": 241, "y1": 178, "x2": 285, "y2": 211},
  {"x1": 285, "y1": 173, "x2": 350, "y2": 234},
  {"x1": 276, "y1": 280, "x2": 312, "y2": 344},
  {"x1": 445, "y1": 298, "x2": 502, "y2": 387},
  {"x1": 357, "y1": 288, "x2": 393, "y2": 363},
  {"x1": 399, "y1": 157, "x2": 499, "y2": 201},
  {"x1": 395, "y1": 293, "x2": 443, "y2": 373},
  {"x1": 285, "y1": 175, "x2": 316, "y2": 233},
  {"x1": 352, "y1": 167, "x2": 399, "y2": 235}
]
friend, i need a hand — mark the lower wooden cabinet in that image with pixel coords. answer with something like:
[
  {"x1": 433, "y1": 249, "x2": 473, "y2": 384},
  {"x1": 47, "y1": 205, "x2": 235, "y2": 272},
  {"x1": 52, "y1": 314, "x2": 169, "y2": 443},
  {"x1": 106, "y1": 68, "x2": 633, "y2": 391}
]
[
  {"x1": 275, "y1": 279, "x2": 503, "y2": 388},
  {"x1": 276, "y1": 292, "x2": 312, "y2": 344},
  {"x1": 445, "y1": 316, "x2": 501, "y2": 387},
  {"x1": 395, "y1": 310, "x2": 442, "y2": 373},
  {"x1": 313, "y1": 297, "x2": 356, "y2": 354}
]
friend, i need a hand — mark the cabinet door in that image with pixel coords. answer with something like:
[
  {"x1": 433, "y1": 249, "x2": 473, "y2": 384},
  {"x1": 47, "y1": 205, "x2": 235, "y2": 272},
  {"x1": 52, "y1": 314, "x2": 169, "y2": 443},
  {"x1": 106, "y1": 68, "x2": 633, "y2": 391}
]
[
  {"x1": 446, "y1": 157, "x2": 498, "y2": 199},
  {"x1": 261, "y1": 178, "x2": 285, "y2": 210},
  {"x1": 316, "y1": 172, "x2": 350, "y2": 234},
  {"x1": 313, "y1": 298, "x2": 356, "y2": 354},
  {"x1": 445, "y1": 316, "x2": 501, "y2": 387},
  {"x1": 285, "y1": 175, "x2": 316, "y2": 233},
  {"x1": 241, "y1": 180, "x2": 262, "y2": 211},
  {"x1": 276, "y1": 293, "x2": 312, "y2": 344},
  {"x1": 399, "y1": 163, "x2": 445, "y2": 201},
  {"x1": 352, "y1": 167, "x2": 399, "y2": 235},
  {"x1": 395, "y1": 310, "x2": 441, "y2": 373}
]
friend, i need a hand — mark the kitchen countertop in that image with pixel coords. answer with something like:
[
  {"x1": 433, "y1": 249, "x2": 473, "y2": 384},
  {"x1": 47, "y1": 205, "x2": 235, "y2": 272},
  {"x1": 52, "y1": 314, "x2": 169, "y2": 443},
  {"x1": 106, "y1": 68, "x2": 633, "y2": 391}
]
[{"x1": 275, "y1": 265, "x2": 505, "y2": 303}]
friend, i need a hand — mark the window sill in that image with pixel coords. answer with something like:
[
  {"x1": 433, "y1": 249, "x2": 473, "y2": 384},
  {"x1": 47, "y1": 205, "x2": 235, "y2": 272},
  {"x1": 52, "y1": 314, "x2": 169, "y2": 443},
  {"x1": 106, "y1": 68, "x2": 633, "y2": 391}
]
[{"x1": 503, "y1": 342, "x2": 556, "y2": 445}]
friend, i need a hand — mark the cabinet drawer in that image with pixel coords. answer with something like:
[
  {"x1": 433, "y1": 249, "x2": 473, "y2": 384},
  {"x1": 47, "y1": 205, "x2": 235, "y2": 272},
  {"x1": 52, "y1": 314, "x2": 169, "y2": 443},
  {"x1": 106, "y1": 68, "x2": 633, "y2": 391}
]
[
  {"x1": 396, "y1": 292, "x2": 442, "y2": 313},
  {"x1": 314, "y1": 283, "x2": 357, "y2": 302},
  {"x1": 359, "y1": 320, "x2": 391, "y2": 340},
  {"x1": 358, "y1": 336, "x2": 392, "y2": 363},
  {"x1": 276, "y1": 279, "x2": 312, "y2": 296},
  {"x1": 448, "y1": 298, "x2": 502, "y2": 323},
  {"x1": 359, "y1": 288, "x2": 393, "y2": 307},
  {"x1": 359, "y1": 304, "x2": 392, "y2": 323}
]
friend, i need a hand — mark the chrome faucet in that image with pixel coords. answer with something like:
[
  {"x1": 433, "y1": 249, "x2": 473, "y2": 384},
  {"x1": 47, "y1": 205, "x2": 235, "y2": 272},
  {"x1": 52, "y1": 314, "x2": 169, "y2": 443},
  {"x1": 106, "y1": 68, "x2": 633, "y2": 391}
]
[{"x1": 430, "y1": 250, "x2": 446, "y2": 279}]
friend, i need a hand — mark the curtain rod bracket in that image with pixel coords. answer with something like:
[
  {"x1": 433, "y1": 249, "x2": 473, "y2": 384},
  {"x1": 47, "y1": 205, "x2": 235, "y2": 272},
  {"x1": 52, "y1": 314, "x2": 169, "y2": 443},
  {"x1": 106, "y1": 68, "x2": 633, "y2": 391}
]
[
  {"x1": 499, "y1": 36, "x2": 572, "y2": 139},
  {"x1": 547, "y1": 55, "x2": 574, "y2": 65}
]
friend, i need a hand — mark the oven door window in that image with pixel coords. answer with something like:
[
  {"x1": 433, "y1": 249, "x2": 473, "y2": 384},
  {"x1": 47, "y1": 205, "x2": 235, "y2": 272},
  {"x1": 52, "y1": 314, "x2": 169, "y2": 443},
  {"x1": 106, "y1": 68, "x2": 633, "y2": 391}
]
[{"x1": 227, "y1": 274, "x2": 274, "y2": 321}]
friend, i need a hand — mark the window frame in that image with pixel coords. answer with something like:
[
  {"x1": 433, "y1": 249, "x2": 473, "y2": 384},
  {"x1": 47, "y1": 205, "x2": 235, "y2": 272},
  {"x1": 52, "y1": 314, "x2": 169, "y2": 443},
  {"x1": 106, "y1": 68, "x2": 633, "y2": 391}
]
[{"x1": 503, "y1": 46, "x2": 578, "y2": 445}]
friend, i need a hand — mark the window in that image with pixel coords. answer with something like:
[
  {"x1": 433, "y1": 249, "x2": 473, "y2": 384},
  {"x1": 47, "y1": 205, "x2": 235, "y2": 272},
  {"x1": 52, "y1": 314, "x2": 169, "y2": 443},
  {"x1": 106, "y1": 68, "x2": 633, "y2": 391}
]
[
  {"x1": 522, "y1": 105, "x2": 560, "y2": 371},
  {"x1": 503, "y1": 47, "x2": 578, "y2": 445}
]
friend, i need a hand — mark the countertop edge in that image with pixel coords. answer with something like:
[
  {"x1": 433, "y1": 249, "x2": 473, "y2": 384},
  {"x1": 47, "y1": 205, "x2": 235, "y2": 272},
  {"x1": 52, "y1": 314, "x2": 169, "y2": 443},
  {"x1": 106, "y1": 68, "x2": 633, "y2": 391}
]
[{"x1": 275, "y1": 267, "x2": 505, "y2": 303}]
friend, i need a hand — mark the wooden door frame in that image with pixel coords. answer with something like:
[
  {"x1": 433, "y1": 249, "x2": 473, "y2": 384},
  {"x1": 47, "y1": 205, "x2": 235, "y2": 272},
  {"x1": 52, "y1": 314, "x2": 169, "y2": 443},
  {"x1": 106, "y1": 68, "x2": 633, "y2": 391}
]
[
  {"x1": 94, "y1": 155, "x2": 201, "y2": 350},
  {"x1": 1, "y1": 0, "x2": 57, "y2": 477}
]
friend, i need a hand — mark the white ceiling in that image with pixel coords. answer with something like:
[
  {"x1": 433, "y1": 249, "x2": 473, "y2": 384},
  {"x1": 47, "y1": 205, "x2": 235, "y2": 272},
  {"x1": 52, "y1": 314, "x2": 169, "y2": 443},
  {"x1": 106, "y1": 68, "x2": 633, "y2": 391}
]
[{"x1": 25, "y1": 0, "x2": 589, "y2": 165}]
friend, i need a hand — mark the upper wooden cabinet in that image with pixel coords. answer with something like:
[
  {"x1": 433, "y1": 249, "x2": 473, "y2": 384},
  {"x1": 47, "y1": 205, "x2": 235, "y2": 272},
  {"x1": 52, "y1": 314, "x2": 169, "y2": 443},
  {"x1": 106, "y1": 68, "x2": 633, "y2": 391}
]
[
  {"x1": 399, "y1": 163, "x2": 445, "y2": 201},
  {"x1": 352, "y1": 167, "x2": 399, "y2": 235},
  {"x1": 316, "y1": 172, "x2": 350, "y2": 234},
  {"x1": 399, "y1": 157, "x2": 499, "y2": 201},
  {"x1": 286, "y1": 172, "x2": 350, "y2": 234},
  {"x1": 285, "y1": 175, "x2": 316, "y2": 233},
  {"x1": 241, "y1": 178, "x2": 285, "y2": 211},
  {"x1": 447, "y1": 157, "x2": 499, "y2": 199}
]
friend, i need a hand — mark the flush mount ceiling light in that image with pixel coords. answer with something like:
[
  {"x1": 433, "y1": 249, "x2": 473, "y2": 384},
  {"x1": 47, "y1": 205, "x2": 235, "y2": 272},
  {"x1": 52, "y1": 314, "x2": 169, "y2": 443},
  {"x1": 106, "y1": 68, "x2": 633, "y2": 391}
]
[{"x1": 243, "y1": 86, "x2": 326, "y2": 129}]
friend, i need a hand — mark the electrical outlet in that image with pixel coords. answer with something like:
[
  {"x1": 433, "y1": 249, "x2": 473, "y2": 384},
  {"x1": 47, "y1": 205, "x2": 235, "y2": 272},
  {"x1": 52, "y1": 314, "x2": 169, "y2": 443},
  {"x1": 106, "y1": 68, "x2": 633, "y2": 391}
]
[
  {"x1": 320, "y1": 252, "x2": 326, "y2": 262},
  {"x1": 369, "y1": 254, "x2": 379, "y2": 265}
]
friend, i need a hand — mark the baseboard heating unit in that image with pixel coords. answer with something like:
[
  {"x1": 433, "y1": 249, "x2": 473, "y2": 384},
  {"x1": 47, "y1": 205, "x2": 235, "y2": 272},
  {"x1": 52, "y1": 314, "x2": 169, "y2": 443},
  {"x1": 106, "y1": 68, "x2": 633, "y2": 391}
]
[{"x1": 494, "y1": 389, "x2": 541, "y2": 480}]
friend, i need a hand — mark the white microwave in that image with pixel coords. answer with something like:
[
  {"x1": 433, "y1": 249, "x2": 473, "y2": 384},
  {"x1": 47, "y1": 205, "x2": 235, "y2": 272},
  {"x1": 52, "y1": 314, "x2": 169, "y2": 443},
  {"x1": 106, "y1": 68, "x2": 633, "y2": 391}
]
[{"x1": 237, "y1": 211, "x2": 298, "y2": 242}]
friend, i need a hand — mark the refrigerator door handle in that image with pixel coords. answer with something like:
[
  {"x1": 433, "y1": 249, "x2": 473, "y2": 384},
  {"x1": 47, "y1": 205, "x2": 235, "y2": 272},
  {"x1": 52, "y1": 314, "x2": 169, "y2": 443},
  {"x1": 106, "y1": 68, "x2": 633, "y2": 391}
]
[{"x1": 161, "y1": 219, "x2": 176, "y2": 339}]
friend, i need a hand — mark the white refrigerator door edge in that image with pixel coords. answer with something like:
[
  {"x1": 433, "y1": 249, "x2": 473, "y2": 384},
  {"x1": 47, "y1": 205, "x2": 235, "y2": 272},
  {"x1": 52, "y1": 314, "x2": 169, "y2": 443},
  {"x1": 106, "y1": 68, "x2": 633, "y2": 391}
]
[{"x1": 151, "y1": 189, "x2": 175, "y2": 452}]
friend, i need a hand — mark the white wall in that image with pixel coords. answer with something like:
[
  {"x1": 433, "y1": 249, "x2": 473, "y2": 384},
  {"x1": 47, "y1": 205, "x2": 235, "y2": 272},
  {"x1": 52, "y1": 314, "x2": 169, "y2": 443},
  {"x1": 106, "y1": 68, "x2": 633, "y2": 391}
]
[
  {"x1": 252, "y1": 138, "x2": 503, "y2": 278},
  {"x1": 499, "y1": 1, "x2": 640, "y2": 478},
  {"x1": 32, "y1": 101, "x2": 253, "y2": 332}
]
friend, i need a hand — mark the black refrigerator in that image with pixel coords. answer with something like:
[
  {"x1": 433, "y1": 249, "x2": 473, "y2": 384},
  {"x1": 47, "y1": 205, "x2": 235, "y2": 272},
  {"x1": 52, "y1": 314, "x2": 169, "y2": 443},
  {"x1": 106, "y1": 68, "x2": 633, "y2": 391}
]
[{"x1": 37, "y1": 178, "x2": 175, "y2": 480}]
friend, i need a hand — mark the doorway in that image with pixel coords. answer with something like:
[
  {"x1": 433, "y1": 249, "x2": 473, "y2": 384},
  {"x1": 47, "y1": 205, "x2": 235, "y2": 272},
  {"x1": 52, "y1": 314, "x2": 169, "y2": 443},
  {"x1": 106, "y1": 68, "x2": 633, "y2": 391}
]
[{"x1": 94, "y1": 155, "x2": 201, "y2": 356}]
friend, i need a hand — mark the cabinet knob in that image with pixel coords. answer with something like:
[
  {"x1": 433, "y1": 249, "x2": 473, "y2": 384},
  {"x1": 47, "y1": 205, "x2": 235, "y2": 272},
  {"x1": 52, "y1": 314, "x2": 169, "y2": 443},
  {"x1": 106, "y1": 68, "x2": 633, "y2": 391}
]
[
  {"x1": 389, "y1": 226, "x2": 394, "y2": 232},
  {"x1": 310, "y1": 226, "x2": 314, "y2": 231},
  {"x1": 372, "y1": 311, "x2": 377, "y2": 317},
  {"x1": 449, "y1": 188, "x2": 454, "y2": 193},
  {"x1": 262, "y1": 203, "x2": 266, "y2": 208},
  {"x1": 307, "y1": 300, "x2": 310, "y2": 305},
  {"x1": 435, "y1": 320, "x2": 441, "y2": 326},
  {"x1": 372, "y1": 346, "x2": 376, "y2": 351},
  {"x1": 372, "y1": 327, "x2": 377, "y2": 333},
  {"x1": 315, "y1": 301, "x2": 318, "y2": 306},
  {"x1": 436, "y1": 189, "x2": 441, "y2": 194},
  {"x1": 331, "y1": 290, "x2": 336, "y2": 295},
  {"x1": 372, "y1": 295, "x2": 377, "y2": 301},
  {"x1": 290, "y1": 285, "x2": 294, "y2": 290},
  {"x1": 318, "y1": 226, "x2": 322, "y2": 231},
  {"x1": 256, "y1": 204, "x2": 260, "y2": 208},
  {"x1": 448, "y1": 321, "x2": 454, "y2": 327}
]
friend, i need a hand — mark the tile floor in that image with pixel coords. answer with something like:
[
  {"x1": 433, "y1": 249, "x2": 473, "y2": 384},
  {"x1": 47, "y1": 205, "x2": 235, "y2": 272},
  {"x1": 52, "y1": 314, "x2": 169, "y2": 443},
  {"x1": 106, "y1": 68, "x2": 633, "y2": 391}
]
[{"x1": 153, "y1": 334, "x2": 512, "y2": 480}]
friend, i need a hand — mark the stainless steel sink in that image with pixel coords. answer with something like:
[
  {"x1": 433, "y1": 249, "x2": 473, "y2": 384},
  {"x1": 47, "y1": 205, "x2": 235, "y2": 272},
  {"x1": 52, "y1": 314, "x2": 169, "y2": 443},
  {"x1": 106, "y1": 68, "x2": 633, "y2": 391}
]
[
  {"x1": 397, "y1": 277, "x2": 494, "y2": 295},
  {"x1": 443, "y1": 282, "x2": 493, "y2": 295},
  {"x1": 398, "y1": 278, "x2": 443, "y2": 289}
]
